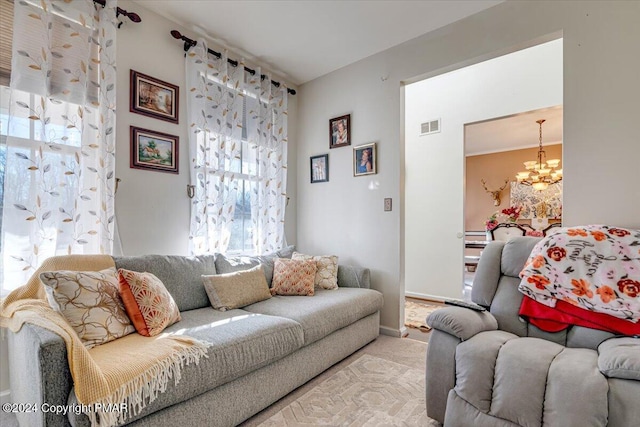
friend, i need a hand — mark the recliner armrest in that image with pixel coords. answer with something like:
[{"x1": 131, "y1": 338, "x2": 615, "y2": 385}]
[
  {"x1": 427, "y1": 307, "x2": 498, "y2": 341},
  {"x1": 598, "y1": 337, "x2": 640, "y2": 380}
]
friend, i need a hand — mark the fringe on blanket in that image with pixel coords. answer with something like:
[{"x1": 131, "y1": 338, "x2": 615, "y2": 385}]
[{"x1": 87, "y1": 338, "x2": 211, "y2": 427}]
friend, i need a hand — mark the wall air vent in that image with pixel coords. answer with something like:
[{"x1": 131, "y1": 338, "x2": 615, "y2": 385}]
[{"x1": 420, "y1": 119, "x2": 441, "y2": 136}]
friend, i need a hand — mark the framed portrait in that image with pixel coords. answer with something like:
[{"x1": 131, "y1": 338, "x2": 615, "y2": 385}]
[
  {"x1": 310, "y1": 154, "x2": 329, "y2": 183},
  {"x1": 329, "y1": 114, "x2": 350, "y2": 148},
  {"x1": 130, "y1": 126, "x2": 179, "y2": 174},
  {"x1": 353, "y1": 143, "x2": 376, "y2": 177},
  {"x1": 130, "y1": 70, "x2": 179, "y2": 124}
]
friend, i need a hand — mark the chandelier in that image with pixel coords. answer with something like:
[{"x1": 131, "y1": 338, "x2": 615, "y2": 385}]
[{"x1": 515, "y1": 119, "x2": 562, "y2": 191}]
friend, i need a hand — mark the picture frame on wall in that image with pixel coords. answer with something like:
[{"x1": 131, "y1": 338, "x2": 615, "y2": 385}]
[
  {"x1": 353, "y1": 142, "x2": 376, "y2": 176},
  {"x1": 329, "y1": 114, "x2": 350, "y2": 148},
  {"x1": 130, "y1": 126, "x2": 179, "y2": 174},
  {"x1": 130, "y1": 70, "x2": 179, "y2": 124},
  {"x1": 310, "y1": 154, "x2": 329, "y2": 183}
]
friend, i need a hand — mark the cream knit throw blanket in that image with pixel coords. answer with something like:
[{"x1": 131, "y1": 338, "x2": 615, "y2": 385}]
[{"x1": 0, "y1": 255, "x2": 210, "y2": 427}]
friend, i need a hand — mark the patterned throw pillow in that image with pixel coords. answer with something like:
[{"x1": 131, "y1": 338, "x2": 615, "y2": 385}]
[
  {"x1": 292, "y1": 252, "x2": 339, "y2": 290},
  {"x1": 118, "y1": 269, "x2": 181, "y2": 337},
  {"x1": 40, "y1": 268, "x2": 135, "y2": 349},
  {"x1": 202, "y1": 265, "x2": 272, "y2": 311},
  {"x1": 271, "y1": 258, "x2": 317, "y2": 296}
]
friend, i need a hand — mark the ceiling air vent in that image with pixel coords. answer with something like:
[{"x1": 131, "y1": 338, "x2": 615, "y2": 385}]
[{"x1": 420, "y1": 119, "x2": 440, "y2": 136}]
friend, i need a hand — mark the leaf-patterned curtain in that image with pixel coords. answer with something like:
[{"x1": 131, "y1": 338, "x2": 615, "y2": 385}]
[
  {"x1": 186, "y1": 39, "x2": 244, "y2": 254},
  {"x1": 1, "y1": 0, "x2": 117, "y2": 293},
  {"x1": 186, "y1": 39, "x2": 288, "y2": 255},
  {"x1": 246, "y1": 68, "x2": 288, "y2": 254}
]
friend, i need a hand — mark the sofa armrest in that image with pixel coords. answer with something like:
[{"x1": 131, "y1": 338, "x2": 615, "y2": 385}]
[
  {"x1": 337, "y1": 265, "x2": 370, "y2": 288},
  {"x1": 427, "y1": 307, "x2": 498, "y2": 341},
  {"x1": 8, "y1": 323, "x2": 73, "y2": 427},
  {"x1": 598, "y1": 337, "x2": 640, "y2": 380}
]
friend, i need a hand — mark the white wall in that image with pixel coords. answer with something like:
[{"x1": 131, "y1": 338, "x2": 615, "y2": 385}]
[
  {"x1": 115, "y1": 0, "x2": 298, "y2": 256},
  {"x1": 296, "y1": 0, "x2": 640, "y2": 334},
  {"x1": 404, "y1": 40, "x2": 562, "y2": 299}
]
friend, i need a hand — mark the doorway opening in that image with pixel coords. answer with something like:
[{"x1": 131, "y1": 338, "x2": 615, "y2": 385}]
[
  {"x1": 401, "y1": 37, "x2": 563, "y2": 337},
  {"x1": 463, "y1": 106, "x2": 563, "y2": 297}
]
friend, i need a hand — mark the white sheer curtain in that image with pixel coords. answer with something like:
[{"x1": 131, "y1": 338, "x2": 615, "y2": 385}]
[
  {"x1": 1, "y1": 0, "x2": 118, "y2": 293},
  {"x1": 246, "y1": 69, "x2": 288, "y2": 254},
  {"x1": 186, "y1": 39, "x2": 288, "y2": 255},
  {"x1": 186, "y1": 39, "x2": 244, "y2": 254}
]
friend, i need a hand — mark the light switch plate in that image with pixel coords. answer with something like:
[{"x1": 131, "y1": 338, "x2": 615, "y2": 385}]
[{"x1": 384, "y1": 198, "x2": 392, "y2": 211}]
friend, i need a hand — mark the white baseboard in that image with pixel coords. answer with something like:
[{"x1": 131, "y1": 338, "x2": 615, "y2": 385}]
[
  {"x1": 404, "y1": 291, "x2": 446, "y2": 303},
  {"x1": 379, "y1": 325, "x2": 404, "y2": 337},
  {"x1": 0, "y1": 389, "x2": 11, "y2": 404}
]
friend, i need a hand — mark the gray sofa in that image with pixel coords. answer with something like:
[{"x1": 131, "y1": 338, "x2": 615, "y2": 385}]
[
  {"x1": 8, "y1": 250, "x2": 383, "y2": 426},
  {"x1": 426, "y1": 237, "x2": 640, "y2": 427}
]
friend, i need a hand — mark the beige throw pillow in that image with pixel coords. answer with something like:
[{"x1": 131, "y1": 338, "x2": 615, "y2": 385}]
[
  {"x1": 202, "y1": 265, "x2": 272, "y2": 311},
  {"x1": 292, "y1": 252, "x2": 339, "y2": 290},
  {"x1": 40, "y1": 268, "x2": 135, "y2": 349}
]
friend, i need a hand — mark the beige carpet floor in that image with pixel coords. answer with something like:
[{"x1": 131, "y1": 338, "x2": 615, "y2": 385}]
[{"x1": 241, "y1": 335, "x2": 440, "y2": 427}]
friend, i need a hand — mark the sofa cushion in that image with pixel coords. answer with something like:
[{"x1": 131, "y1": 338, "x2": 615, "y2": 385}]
[
  {"x1": 214, "y1": 245, "x2": 295, "y2": 287},
  {"x1": 118, "y1": 269, "x2": 181, "y2": 336},
  {"x1": 244, "y1": 288, "x2": 384, "y2": 345},
  {"x1": 202, "y1": 265, "x2": 272, "y2": 311},
  {"x1": 39, "y1": 268, "x2": 135, "y2": 349},
  {"x1": 114, "y1": 255, "x2": 216, "y2": 312},
  {"x1": 336, "y1": 264, "x2": 371, "y2": 288},
  {"x1": 67, "y1": 307, "x2": 304, "y2": 426}
]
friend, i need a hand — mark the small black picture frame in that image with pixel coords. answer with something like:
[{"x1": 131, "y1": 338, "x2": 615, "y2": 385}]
[{"x1": 310, "y1": 154, "x2": 329, "y2": 183}]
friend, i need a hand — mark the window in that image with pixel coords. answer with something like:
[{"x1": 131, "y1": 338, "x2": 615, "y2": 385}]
[
  {"x1": 1, "y1": 0, "x2": 117, "y2": 294},
  {"x1": 195, "y1": 128, "x2": 257, "y2": 254},
  {"x1": 192, "y1": 73, "x2": 266, "y2": 254},
  {"x1": 187, "y1": 48, "x2": 287, "y2": 256},
  {"x1": 1, "y1": 85, "x2": 86, "y2": 292}
]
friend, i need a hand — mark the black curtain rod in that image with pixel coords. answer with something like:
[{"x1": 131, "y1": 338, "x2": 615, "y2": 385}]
[
  {"x1": 93, "y1": 0, "x2": 142, "y2": 27},
  {"x1": 170, "y1": 30, "x2": 296, "y2": 96}
]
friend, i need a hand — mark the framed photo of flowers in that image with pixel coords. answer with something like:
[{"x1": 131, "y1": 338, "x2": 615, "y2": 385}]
[
  {"x1": 310, "y1": 154, "x2": 329, "y2": 183},
  {"x1": 130, "y1": 70, "x2": 179, "y2": 124},
  {"x1": 130, "y1": 126, "x2": 179, "y2": 174},
  {"x1": 329, "y1": 114, "x2": 350, "y2": 148},
  {"x1": 353, "y1": 142, "x2": 376, "y2": 176}
]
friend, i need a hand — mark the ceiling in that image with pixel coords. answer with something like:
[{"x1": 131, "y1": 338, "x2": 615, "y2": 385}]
[
  {"x1": 133, "y1": 1, "x2": 559, "y2": 156},
  {"x1": 133, "y1": 0, "x2": 503, "y2": 85},
  {"x1": 465, "y1": 106, "x2": 563, "y2": 156}
]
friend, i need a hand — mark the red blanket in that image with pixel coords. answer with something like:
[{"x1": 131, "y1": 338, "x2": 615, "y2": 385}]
[{"x1": 519, "y1": 296, "x2": 640, "y2": 336}]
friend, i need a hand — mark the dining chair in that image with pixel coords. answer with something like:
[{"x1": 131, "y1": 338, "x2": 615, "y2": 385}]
[{"x1": 490, "y1": 222, "x2": 527, "y2": 241}]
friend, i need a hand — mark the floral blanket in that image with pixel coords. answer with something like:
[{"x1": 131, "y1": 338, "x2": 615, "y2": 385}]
[{"x1": 518, "y1": 225, "x2": 640, "y2": 323}]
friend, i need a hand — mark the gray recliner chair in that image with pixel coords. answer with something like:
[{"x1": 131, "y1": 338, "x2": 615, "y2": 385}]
[{"x1": 426, "y1": 236, "x2": 640, "y2": 427}]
